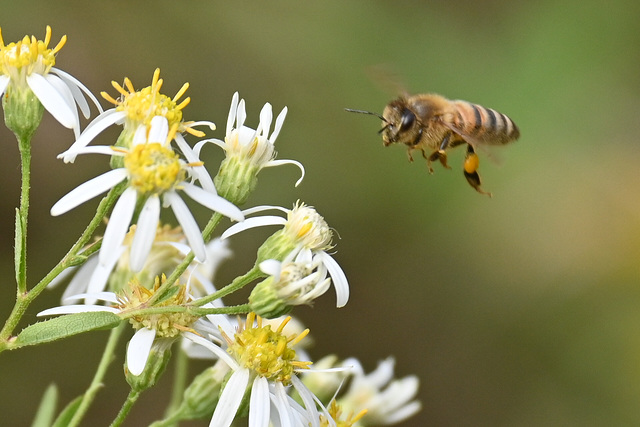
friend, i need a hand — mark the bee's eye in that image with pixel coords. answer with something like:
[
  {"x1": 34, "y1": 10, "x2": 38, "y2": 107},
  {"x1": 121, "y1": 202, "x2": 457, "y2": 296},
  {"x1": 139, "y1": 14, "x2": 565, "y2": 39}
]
[{"x1": 400, "y1": 110, "x2": 415, "y2": 131}]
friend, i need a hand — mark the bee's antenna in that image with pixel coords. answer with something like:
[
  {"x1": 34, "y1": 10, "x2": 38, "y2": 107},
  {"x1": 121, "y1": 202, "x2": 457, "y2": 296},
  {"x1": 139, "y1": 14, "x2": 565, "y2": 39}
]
[{"x1": 344, "y1": 108, "x2": 387, "y2": 123}]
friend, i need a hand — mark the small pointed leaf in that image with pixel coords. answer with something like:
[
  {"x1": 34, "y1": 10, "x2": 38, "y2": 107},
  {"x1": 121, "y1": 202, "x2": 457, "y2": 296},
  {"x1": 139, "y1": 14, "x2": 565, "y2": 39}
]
[{"x1": 31, "y1": 383, "x2": 58, "y2": 427}]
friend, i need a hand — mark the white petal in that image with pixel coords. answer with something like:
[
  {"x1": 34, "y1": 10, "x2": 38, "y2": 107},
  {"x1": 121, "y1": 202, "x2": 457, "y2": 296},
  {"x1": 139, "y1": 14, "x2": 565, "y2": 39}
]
[
  {"x1": 45, "y1": 74, "x2": 81, "y2": 137},
  {"x1": 220, "y1": 216, "x2": 287, "y2": 240},
  {"x1": 27, "y1": 73, "x2": 76, "y2": 129},
  {"x1": 82, "y1": 251, "x2": 122, "y2": 305},
  {"x1": 270, "y1": 106, "x2": 288, "y2": 142},
  {"x1": 272, "y1": 382, "x2": 294, "y2": 427},
  {"x1": 259, "y1": 259, "x2": 282, "y2": 277},
  {"x1": 236, "y1": 99, "x2": 247, "y2": 129},
  {"x1": 174, "y1": 134, "x2": 216, "y2": 193},
  {"x1": 0, "y1": 75, "x2": 10, "y2": 96},
  {"x1": 384, "y1": 400, "x2": 422, "y2": 424},
  {"x1": 258, "y1": 103, "x2": 273, "y2": 138},
  {"x1": 131, "y1": 123, "x2": 148, "y2": 146},
  {"x1": 210, "y1": 368, "x2": 250, "y2": 427},
  {"x1": 130, "y1": 196, "x2": 160, "y2": 272},
  {"x1": 50, "y1": 67, "x2": 104, "y2": 115},
  {"x1": 183, "y1": 332, "x2": 238, "y2": 369},
  {"x1": 127, "y1": 328, "x2": 156, "y2": 376},
  {"x1": 37, "y1": 305, "x2": 119, "y2": 316},
  {"x1": 50, "y1": 168, "x2": 128, "y2": 216},
  {"x1": 242, "y1": 205, "x2": 290, "y2": 216},
  {"x1": 316, "y1": 251, "x2": 349, "y2": 308},
  {"x1": 249, "y1": 376, "x2": 270, "y2": 427},
  {"x1": 165, "y1": 191, "x2": 206, "y2": 262},
  {"x1": 264, "y1": 159, "x2": 305, "y2": 187},
  {"x1": 60, "y1": 110, "x2": 126, "y2": 163},
  {"x1": 99, "y1": 187, "x2": 137, "y2": 266},
  {"x1": 63, "y1": 292, "x2": 120, "y2": 304},
  {"x1": 291, "y1": 376, "x2": 320, "y2": 427},
  {"x1": 226, "y1": 92, "x2": 239, "y2": 135},
  {"x1": 148, "y1": 116, "x2": 169, "y2": 142},
  {"x1": 181, "y1": 183, "x2": 243, "y2": 222}
]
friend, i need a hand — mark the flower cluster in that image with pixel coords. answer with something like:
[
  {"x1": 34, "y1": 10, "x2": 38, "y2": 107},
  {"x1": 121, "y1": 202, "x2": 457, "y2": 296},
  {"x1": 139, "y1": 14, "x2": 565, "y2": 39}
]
[{"x1": 2, "y1": 25, "x2": 421, "y2": 427}]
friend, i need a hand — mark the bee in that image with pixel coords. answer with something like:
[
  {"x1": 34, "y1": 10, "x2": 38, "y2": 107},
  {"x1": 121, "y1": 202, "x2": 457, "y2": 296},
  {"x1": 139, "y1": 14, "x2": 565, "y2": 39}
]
[{"x1": 346, "y1": 93, "x2": 520, "y2": 196}]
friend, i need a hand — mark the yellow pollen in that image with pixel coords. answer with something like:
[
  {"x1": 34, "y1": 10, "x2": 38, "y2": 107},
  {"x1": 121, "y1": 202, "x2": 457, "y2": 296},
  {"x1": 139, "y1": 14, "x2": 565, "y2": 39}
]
[
  {"x1": 100, "y1": 68, "x2": 192, "y2": 132},
  {"x1": 0, "y1": 26, "x2": 65, "y2": 76},
  {"x1": 321, "y1": 401, "x2": 368, "y2": 427},
  {"x1": 124, "y1": 143, "x2": 184, "y2": 195},
  {"x1": 227, "y1": 313, "x2": 311, "y2": 384}
]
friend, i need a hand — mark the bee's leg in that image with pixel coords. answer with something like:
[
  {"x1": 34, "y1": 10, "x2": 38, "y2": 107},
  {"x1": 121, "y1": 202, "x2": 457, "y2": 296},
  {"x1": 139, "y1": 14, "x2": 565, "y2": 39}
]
[
  {"x1": 427, "y1": 132, "x2": 453, "y2": 171},
  {"x1": 420, "y1": 149, "x2": 435, "y2": 173},
  {"x1": 406, "y1": 148, "x2": 415, "y2": 162},
  {"x1": 463, "y1": 145, "x2": 492, "y2": 197}
]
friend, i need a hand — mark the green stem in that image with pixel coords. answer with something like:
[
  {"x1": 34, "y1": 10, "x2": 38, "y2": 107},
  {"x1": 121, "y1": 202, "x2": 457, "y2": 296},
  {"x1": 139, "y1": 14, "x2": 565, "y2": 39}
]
[
  {"x1": 0, "y1": 184, "x2": 124, "y2": 345},
  {"x1": 16, "y1": 133, "x2": 31, "y2": 294},
  {"x1": 109, "y1": 389, "x2": 141, "y2": 427},
  {"x1": 193, "y1": 266, "x2": 263, "y2": 307},
  {"x1": 68, "y1": 323, "x2": 126, "y2": 427}
]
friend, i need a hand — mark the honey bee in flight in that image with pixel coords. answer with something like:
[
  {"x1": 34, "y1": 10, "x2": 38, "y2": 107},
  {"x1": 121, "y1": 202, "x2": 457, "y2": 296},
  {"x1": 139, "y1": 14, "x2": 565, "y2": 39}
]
[{"x1": 346, "y1": 93, "x2": 520, "y2": 196}]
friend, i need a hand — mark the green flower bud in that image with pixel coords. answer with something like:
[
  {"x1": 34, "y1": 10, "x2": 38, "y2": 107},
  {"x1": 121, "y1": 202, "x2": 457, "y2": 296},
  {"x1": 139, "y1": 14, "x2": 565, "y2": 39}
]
[{"x1": 3, "y1": 86, "x2": 44, "y2": 141}]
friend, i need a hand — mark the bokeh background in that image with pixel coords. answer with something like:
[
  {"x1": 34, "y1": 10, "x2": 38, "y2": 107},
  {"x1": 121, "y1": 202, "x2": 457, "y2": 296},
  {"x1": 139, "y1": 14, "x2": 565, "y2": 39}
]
[{"x1": 1, "y1": 1, "x2": 640, "y2": 425}]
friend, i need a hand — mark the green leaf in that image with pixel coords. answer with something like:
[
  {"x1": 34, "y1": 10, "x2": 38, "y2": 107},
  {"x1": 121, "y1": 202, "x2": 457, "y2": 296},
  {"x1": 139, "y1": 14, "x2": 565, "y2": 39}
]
[
  {"x1": 52, "y1": 395, "x2": 83, "y2": 427},
  {"x1": 14, "y1": 208, "x2": 26, "y2": 291},
  {"x1": 14, "y1": 312, "x2": 122, "y2": 348},
  {"x1": 31, "y1": 384, "x2": 58, "y2": 427}
]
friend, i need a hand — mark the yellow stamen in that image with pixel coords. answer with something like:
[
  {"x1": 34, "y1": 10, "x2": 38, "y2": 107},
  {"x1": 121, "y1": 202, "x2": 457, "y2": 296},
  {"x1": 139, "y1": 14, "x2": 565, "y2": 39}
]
[{"x1": 173, "y1": 82, "x2": 189, "y2": 102}]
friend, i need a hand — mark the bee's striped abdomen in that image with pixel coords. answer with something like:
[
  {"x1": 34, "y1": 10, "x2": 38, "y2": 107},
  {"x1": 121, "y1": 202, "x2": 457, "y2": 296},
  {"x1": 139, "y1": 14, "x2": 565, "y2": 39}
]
[{"x1": 452, "y1": 101, "x2": 519, "y2": 144}]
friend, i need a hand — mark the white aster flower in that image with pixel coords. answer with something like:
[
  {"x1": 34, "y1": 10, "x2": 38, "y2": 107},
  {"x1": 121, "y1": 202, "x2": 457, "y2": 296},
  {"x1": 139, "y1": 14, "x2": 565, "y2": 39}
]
[
  {"x1": 50, "y1": 115, "x2": 243, "y2": 271},
  {"x1": 204, "y1": 92, "x2": 305, "y2": 205},
  {"x1": 185, "y1": 313, "x2": 329, "y2": 427},
  {"x1": 222, "y1": 201, "x2": 349, "y2": 307},
  {"x1": 59, "y1": 68, "x2": 214, "y2": 165},
  {"x1": 337, "y1": 357, "x2": 421, "y2": 425},
  {"x1": 0, "y1": 25, "x2": 102, "y2": 136},
  {"x1": 38, "y1": 275, "x2": 200, "y2": 377}
]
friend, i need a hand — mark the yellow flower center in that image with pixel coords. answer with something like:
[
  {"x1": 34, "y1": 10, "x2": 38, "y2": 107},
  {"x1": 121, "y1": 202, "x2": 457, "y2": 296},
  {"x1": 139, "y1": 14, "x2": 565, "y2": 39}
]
[
  {"x1": 124, "y1": 142, "x2": 185, "y2": 195},
  {"x1": 223, "y1": 313, "x2": 311, "y2": 385},
  {"x1": 0, "y1": 26, "x2": 65, "y2": 79},
  {"x1": 101, "y1": 68, "x2": 204, "y2": 136},
  {"x1": 117, "y1": 275, "x2": 198, "y2": 338}
]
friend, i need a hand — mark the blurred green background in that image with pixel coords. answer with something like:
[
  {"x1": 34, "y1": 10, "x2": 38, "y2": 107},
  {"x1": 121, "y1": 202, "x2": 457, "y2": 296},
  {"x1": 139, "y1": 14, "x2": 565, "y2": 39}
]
[{"x1": 1, "y1": 1, "x2": 640, "y2": 425}]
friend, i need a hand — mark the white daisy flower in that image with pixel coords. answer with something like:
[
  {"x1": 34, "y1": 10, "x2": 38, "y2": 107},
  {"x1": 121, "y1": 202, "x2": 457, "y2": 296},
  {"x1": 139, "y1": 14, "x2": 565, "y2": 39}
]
[
  {"x1": 59, "y1": 68, "x2": 214, "y2": 165},
  {"x1": 38, "y1": 275, "x2": 200, "y2": 377},
  {"x1": 184, "y1": 313, "x2": 329, "y2": 427},
  {"x1": 0, "y1": 25, "x2": 102, "y2": 137},
  {"x1": 202, "y1": 92, "x2": 305, "y2": 204},
  {"x1": 337, "y1": 357, "x2": 421, "y2": 425},
  {"x1": 50, "y1": 115, "x2": 243, "y2": 271},
  {"x1": 221, "y1": 201, "x2": 349, "y2": 307}
]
